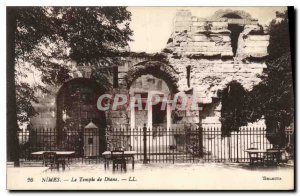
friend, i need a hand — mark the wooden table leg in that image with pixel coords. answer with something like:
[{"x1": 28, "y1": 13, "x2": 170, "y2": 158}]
[
  {"x1": 62, "y1": 160, "x2": 66, "y2": 171},
  {"x1": 56, "y1": 162, "x2": 60, "y2": 171},
  {"x1": 66, "y1": 157, "x2": 71, "y2": 169},
  {"x1": 249, "y1": 153, "x2": 254, "y2": 167},
  {"x1": 104, "y1": 157, "x2": 110, "y2": 170},
  {"x1": 132, "y1": 156, "x2": 134, "y2": 170}
]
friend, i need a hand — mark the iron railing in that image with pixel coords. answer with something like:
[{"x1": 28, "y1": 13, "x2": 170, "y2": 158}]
[{"x1": 18, "y1": 125, "x2": 294, "y2": 164}]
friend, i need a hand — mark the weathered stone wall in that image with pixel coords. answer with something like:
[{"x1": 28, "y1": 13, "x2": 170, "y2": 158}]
[
  {"x1": 30, "y1": 63, "x2": 102, "y2": 129},
  {"x1": 162, "y1": 9, "x2": 269, "y2": 125},
  {"x1": 29, "y1": 9, "x2": 269, "y2": 130}
]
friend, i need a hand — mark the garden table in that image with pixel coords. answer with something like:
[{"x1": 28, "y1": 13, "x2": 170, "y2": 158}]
[
  {"x1": 102, "y1": 151, "x2": 137, "y2": 170},
  {"x1": 244, "y1": 149, "x2": 285, "y2": 166},
  {"x1": 31, "y1": 151, "x2": 75, "y2": 170}
]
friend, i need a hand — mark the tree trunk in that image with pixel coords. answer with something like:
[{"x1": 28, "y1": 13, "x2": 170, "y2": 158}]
[{"x1": 7, "y1": 7, "x2": 20, "y2": 167}]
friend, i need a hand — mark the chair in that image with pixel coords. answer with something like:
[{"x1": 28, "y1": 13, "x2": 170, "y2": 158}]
[
  {"x1": 111, "y1": 150, "x2": 127, "y2": 172},
  {"x1": 56, "y1": 155, "x2": 67, "y2": 171},
  {"x1": 54, "y1": 148, "x2": 68, "y2": 170},
  {"x1": 264, "y1": 148, "x2": 282, "y2": 166},
  {"x1": 43, "y1": 152, "x2": 58, "y2": 170}
]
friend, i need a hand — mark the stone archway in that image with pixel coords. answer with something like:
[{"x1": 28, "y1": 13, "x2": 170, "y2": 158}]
[
  {"x1": 56, "y1": 78, "x2": 107, "y2": 154},
  {"x1": 210, "y1": 10, "x2": 261, "y2": 58},
  {"x1": 123, "y1": 60, "x2": 180, "y2": 129},
  {"x1": 210, "y1": 9, "x2": 254, "y2": 21},
  {"x1": 124, "y1": 61, "x2": 180, "y2": 95},
  {"x1": 56, "y1": 78, "x2": 106, "y2": 131},
  {"x1": 124, "y1": 61, "x2": 180, "y2": 150}
]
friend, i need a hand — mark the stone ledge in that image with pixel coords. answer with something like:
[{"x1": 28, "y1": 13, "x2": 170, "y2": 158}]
[{"x1": 248, "y1": 35, "x2": 270, "y2": 41}]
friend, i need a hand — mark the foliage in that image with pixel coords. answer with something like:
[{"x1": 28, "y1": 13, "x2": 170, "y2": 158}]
[
  {"x1": 267, "y1": 11, "x2": 290, "y2": 62},
  {"x1": 13, "y1": 7, "x2": 133, "y2": 124},
  {"x1": 253, "y1": 10, "x2": 294, "y2": 139},
  {"x1": 218, "y1": 81, "x2": 249, "y2": 137},
  {"x1": 15, "y1": 82, "x2": 38, "y2": 123},
  {"x1": 219, "y1": 10, "x2": 293, "y2": 140},
  {"x1": 52, "y1": 7, "x2": 132, "y2": 63},
  {"x1": 251, "y1": 54, "x2": 293, "y2": 134}
]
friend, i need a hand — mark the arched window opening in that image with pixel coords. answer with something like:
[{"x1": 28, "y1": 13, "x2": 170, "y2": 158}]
[{"x1": 227, "y1": 24, "x2": 244, "y2": 56}]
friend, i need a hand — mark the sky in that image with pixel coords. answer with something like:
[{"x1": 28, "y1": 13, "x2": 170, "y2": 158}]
[{"x1": 127, "y1": 7, "x2": 287, "y2": 53}]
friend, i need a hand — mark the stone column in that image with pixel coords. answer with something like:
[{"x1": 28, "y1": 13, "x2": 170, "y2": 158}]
[{"x1": 198, "y1": 104, "x2": 204, "y2": 158}]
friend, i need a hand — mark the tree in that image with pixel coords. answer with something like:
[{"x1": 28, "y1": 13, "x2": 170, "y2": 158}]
[
  {"x1": 218, "y1": 81, "x2": 249, "y2": 137},
  {"x1": 267, "y1": 11, "x2": 290, "y2": 62},
  {"x1": 8, "y1": 7, "x2": 54, "y2": 166},
  {"x1": 241, "y1": 10, "x2": 293, "y2": 146},
  {"x1": 7, "y1": 6, "x2": 133, "y2": 166},
  {"x1": 253, "y1": 10, "x2": 293, "y2": 146},
  {"x1": 248, "y1": 53, "x2": 293, "y2": 146}
]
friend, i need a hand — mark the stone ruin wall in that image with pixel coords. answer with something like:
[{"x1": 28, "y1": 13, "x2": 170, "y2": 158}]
[
  {"x1": 29, "y1": 62, "x2": 95, "y2": 130},
  {"x1": 29, "y1": 56, "x2": 156, "y2": 130},
  {"x1": 163, "y1": 9, "x2": 269, "y2": 126},
  {"x1": 29, "y1": 9, "x2": 270, "y2": 130}
]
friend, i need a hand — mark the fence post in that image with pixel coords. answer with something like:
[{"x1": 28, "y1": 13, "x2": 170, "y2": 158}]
[
  {"x1": 198, "y1": 105, "x2": 204, "y2": 159},
  {"x1": 198, "y1": 125, "x2": 204, "y2": 158},
  {"x1": 236, "y1": 132, "x2": 239, "y2": 163},
  {"x1": 228, "y1": 136, "x2": 231, "y2": 162},
  {"x1": 143, "y1": 124, "x2": 147, "y2": 164}
]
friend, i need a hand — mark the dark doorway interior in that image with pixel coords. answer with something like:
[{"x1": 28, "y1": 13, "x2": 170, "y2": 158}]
[
  {"x1": 152, "y1": 102, "x2": 167, "y2": 137},
  {"x1": 227, "y1": 24, "x2": 244, "y2": 56},
  {"x1": 152, "y1": 102, "x2": 167, "y2": 128},
  {"x1": 57, "y1": 79, "x2": 106, "y2": 131},
  {"x1": 56, "y1": 78, "x2": 106, "y2": 154}
]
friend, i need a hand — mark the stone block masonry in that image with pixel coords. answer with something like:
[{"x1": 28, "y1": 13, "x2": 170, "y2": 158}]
[{"x1": 28, "y1": 9, "x2": 270, "y2": 130}]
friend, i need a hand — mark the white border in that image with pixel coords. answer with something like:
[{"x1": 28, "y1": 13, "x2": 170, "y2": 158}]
[{"x1": 0, "y1": 0, "x2": 298, "y2": 195}]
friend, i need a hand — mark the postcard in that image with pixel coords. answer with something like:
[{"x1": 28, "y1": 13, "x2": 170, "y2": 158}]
[{"x1": 6, "y1": 6, "x2": 294, "y2": 190}]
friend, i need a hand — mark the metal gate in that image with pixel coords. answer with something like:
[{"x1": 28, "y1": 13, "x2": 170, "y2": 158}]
[{"x1": 106, "y1": 126, "x2": 202, "y2": 163}]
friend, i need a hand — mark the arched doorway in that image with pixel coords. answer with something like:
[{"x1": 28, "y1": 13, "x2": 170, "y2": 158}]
[
  {"x1": 125, "y1": 61, "x2": 179, "y2": 94},
  {"x1": 124, "y1": 61, "x2": 179, "y2": 155},
  {"x1": 129, "y1": 74, "x2": 171, "y2": 130},
  {"x1": 124, "y1": 61, "x2": 179, "y2": 130},
  {"x1": 56, "y1": 78, "x2": 106, "y2": 155}
]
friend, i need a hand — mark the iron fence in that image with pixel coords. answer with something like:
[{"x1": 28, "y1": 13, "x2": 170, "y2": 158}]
[
  {"x1": 18, "y1": 125, "x2": 294, "y2": 164},
  {"x1": 18, "y1": 128, "x2": 105, "y2": 164}
]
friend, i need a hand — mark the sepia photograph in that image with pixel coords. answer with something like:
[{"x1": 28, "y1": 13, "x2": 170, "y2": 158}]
[{"x1": 6, "y1": 6, "x2": 295, "y2": 190}]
